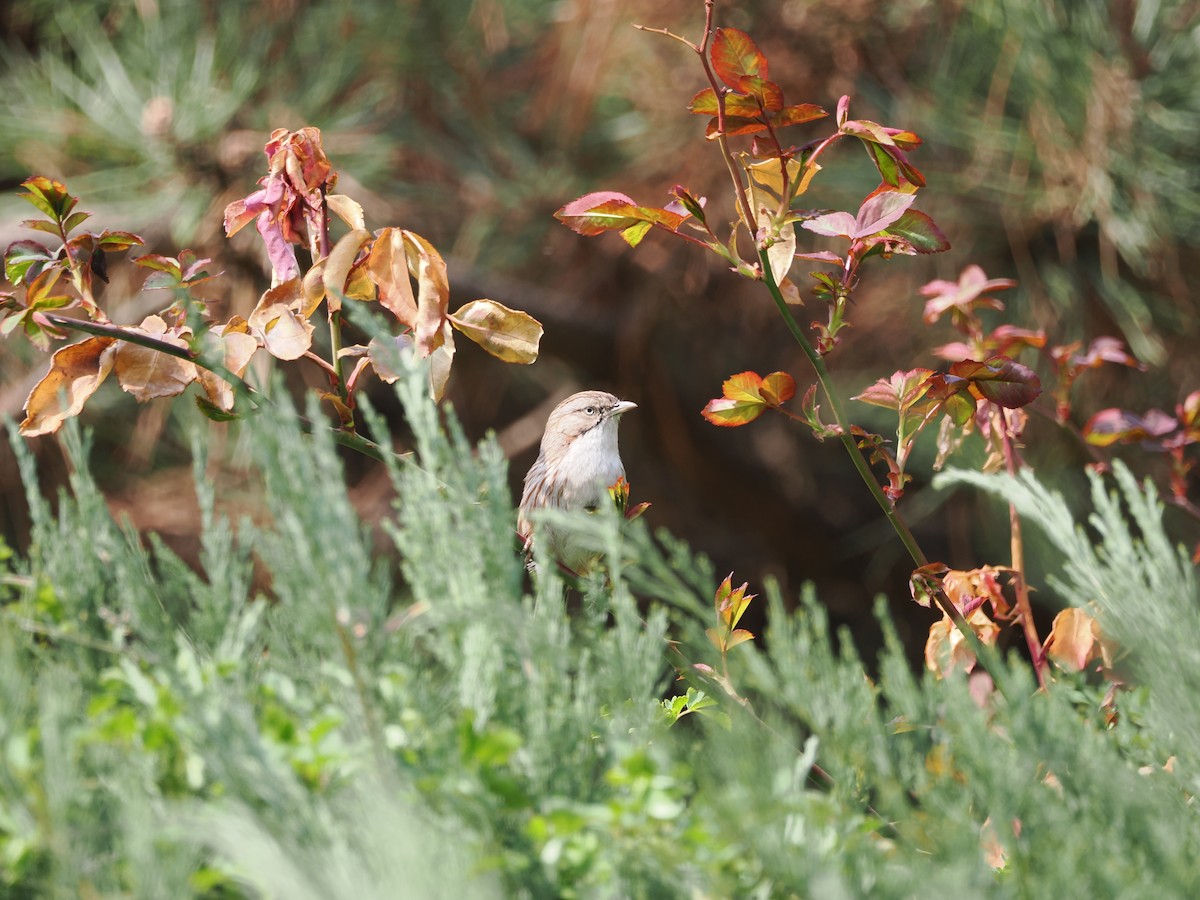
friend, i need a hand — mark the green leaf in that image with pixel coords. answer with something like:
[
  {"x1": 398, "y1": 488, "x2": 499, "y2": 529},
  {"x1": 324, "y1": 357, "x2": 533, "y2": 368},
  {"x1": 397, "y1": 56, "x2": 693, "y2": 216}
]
[
  {"x1": 687, "y1": 88, "x2": 761, "y2": 118},
  {"x1": 20, "y1": 176, "x2": 78, "y2": 221},
  {"x1": 136, "y1": 255, "x2": 184, "y2": 290},
  {"x1": 869, "y1": 141, "x2": 900, "y2": 187},
  {"x1": 195, "y1": 394, "x2": 243, "y2": 422},
  {"x1": 21, "y1": 219, "x2": 61, "y2": 236},
  {"x1": 885, "y1": 209, "x2": 950, "y2": 254},
  {"x1": 943, "y1": 390, "x2": 977, "y2": 427},
  {"x1": 5, "y1": 240, "x2": 56, "y2": 285},
  {"x1": 24, "y1": 267, "x2": 73, "y2": 307},
  {"x1": 670, "y1": 185, "x2": 706, "y2": 225},
  {"x1": 620, "y1": 220, "x2": 653, "y2": 247},
  {"x1": 63, "y1": 211, "x2": 92, "y2": 234}
]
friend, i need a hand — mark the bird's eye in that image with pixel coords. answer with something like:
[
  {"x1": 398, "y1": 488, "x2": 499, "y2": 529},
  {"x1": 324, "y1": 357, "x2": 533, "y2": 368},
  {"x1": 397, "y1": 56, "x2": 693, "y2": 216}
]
[{"x1": 584, "y1": 406, "x2": 596, "y2": 416}]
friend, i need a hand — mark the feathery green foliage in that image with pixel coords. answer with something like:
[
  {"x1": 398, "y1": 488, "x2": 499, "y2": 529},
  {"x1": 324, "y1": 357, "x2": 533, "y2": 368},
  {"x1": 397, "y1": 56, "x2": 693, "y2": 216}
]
[{"x1": 1, "y1": 362, "x2": 1198, "y2": 897}]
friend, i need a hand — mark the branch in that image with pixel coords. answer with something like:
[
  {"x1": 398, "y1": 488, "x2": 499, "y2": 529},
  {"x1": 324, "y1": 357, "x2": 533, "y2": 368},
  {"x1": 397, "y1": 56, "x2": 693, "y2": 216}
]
[{"x1": 41, "y1": 312, "x2": 261, "y2": 408}]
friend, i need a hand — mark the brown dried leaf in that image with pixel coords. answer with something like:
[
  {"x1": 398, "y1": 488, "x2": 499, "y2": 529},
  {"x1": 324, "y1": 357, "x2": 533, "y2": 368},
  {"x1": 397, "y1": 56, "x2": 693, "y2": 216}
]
[
  {"x1": 113, "y1": 315, "x2": 197, "y2": 401},
  {"x1": 326, "y1": 193, "x2": 365, "y2": 231},
  {"x1": 323, "y1": 229, "x2": 372, "y2": 312},
  {"x1": 197, "y1": 327, "x2": 259, "y2": 411},
  {"x1": 366, "y1": 333, "x2": 413, "y2": 385},
  {"x1": 301, "y1": 261, "x2": 328, "y2": 317},
  {"x1": 404, "y1": 231, "x2": 450, "y2": 357},
  {"x1": 428, "y1": 322, "x2": 455, "y2": 400},
  {"x1": 21, "y1": 337, "x2": 118, "y2": 436},
  {"x1": 257, "y1": 307, "x2": 314, "y2": 361},
  {"x1": 448, "y1": 299, "x2": 542, "y2": 364},
  {"x1": 248, "y1": 279, "x2": 315, "y2": 361},
  {"x1": 365, "y1": 227, "x2": 417, "y2": 325}
]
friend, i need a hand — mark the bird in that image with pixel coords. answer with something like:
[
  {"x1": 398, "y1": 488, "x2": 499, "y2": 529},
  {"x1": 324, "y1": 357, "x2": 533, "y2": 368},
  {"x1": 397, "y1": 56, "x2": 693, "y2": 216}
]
[{"x1": 518, "y1": 390, "x2": 637, "y2": 573}]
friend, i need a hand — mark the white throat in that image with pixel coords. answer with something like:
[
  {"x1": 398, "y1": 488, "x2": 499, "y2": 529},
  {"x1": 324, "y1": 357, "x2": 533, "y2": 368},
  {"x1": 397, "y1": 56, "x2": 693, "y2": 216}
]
[{"x1": 559, "y1": 419, "x2": 625, "y2": 498}]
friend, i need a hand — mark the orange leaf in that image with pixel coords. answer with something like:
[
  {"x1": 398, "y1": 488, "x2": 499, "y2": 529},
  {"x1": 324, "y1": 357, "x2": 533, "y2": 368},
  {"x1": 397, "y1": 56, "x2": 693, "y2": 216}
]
[
  {"x1": 323, "y1": 229, "x2": 372, "y2": 313},
  {"x1": 760, "y1": 372, "x2": 796, "y2": 406},
  {"x1": 403, "y1": 231, "x2": 450, "y2": 358},
  {"x1": 925, "y1": 609, "x2": 1000, "y2": 677},
  {"x1": 1043, "y1": 607, "x2": 1102, "y2": 672},
  {"x1": 366, "y1": 227, "x2": 417, "y2": 325}
]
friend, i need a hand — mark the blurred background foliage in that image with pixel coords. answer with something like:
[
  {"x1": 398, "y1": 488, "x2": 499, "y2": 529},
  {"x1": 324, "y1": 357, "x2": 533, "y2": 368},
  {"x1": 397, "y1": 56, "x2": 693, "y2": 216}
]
[{"x1": 1, "y1": 0, "x2": 1197, "y2": 656}]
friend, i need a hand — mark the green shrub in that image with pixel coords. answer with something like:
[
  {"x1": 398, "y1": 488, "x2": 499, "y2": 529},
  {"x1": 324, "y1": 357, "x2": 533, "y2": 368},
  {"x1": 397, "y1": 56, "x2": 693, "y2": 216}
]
[{"x1": 1, "y1": 360, "x2": 1197, "y2": 898}]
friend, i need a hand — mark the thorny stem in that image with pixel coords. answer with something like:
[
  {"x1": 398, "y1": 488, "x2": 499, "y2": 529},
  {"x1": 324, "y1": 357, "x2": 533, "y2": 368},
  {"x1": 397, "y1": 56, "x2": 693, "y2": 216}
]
[
  {"x1": 996, "y1": 407, "x2": 1047, "y2": 689},
  {"x1": 638, "y1": 1, "x2": 1003, "y2": 676},
  {"x1": 756, "y1": 247, "x2": 980, "y2": 644}
]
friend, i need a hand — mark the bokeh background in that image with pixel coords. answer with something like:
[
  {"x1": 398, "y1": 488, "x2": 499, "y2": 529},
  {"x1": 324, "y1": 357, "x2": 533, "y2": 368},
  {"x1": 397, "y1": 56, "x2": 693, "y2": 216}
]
[{"x1": 2, "y1": 0, "x2": 1197, "y2": 659}]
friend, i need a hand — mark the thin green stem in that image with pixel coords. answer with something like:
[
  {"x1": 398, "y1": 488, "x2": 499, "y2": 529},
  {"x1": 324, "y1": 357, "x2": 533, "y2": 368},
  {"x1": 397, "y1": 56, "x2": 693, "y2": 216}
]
[
  {"x1": 756, "y1": 250, "x2": 928, "y2": 566},
  {"x1": 756, "y1": 247, "x2": 983, "y2": 641}
]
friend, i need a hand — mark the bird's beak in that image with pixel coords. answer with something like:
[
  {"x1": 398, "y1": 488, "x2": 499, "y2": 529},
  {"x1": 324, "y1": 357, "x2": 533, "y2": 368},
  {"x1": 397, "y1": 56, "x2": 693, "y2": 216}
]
[{"x1": 613, "y1": 400, "x2": 637, "y2": 416}]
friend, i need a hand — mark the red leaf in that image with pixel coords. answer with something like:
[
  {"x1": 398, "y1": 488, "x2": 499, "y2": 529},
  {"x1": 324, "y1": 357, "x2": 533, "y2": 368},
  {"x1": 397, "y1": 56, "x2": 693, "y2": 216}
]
[
  {"x1": 989, "y1": 325, "x2": 1047, "y2": 355},
  {"x1": 854, "y1": 368, "x2": 936, "y2": 411},
  {"x1": 840, "y1": 119, "x2": 898, "y2": 145},
  {"x1": 951, "y1": 356, "x2": 1041, "y2": 408},
  {"x1": 711, "y1": 28, "x2": 768, "y2": 89},
  {"x1": 801, "y1": 211, "x2": 858, "y2": 239},
  {"x1": 702, "y1": 372, "x2": 765, "y2": 427},
  {"x1": 1070, "y1": 336, "x2": 1143, "y2": 371}
]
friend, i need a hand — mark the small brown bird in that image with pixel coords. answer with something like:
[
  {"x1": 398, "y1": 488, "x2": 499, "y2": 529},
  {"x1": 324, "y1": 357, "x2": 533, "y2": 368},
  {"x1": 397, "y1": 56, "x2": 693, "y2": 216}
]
[{"x1": 518, "y1": 390, "x2": 637, "y2": 572}]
